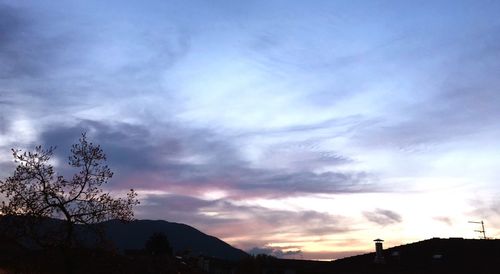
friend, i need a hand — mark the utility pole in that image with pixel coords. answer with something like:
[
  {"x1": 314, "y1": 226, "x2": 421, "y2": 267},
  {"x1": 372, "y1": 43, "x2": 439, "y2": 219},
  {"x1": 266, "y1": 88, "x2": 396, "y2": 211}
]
[{"x1": 468, "y1": 220, "x2": 487, "y2": 239}]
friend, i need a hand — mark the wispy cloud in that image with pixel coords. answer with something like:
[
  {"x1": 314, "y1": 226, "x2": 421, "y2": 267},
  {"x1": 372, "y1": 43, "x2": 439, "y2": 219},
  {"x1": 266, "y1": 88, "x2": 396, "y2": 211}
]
[
  {"x1": 137, "y1": 193, "x2": 352, "y2": 249},
  {"x1": 433, "y1": 216, "x2": 453, "y2": 226},
  {"x1": 363, "y1": 208, "x2": 402, "y2": 226},
  {"x1": 35, "y1": 120, "x2": 374, "y2": 198}
]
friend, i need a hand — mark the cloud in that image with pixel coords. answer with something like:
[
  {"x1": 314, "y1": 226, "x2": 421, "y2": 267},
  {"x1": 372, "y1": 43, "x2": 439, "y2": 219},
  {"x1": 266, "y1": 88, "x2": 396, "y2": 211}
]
[
  {"x1": 351, "y1": 26, "x2": 500, "y2": 151},
  {"x1": 256, "y1": 140, "x2": 351, "y2": 172},
  {"x1": 433, "y1": 216, "x2": 452, "y2": 226},
  {"x1": 470, "y1": 197, "x2": 500, "y2": 228},
  {"x1": 0, "y1": 3, "x2": 32, "y2": 77},
  {"x1": 248, "y1": 246, "x2": 302, "y2": 258},
  {"x1": 363, "y1": 208, "x2": 402, "y2": 226},
  {"x1": 0, "y1": 3, "x2": 81, "y2": 79},
  {"x1": 136, "y1": 193, "x2": 351, "y2": 249},
  {"x1": 358, "y1": 89, "x2": 500, "y2": 151},
  {"x1": 0, "y1": 161, "x2": 14, "y2": 179},
  {"x1": 0, "y1": 2, "x2": 193, "y2": 134},
  {"x1": 35, "y1": 120, "x2": 375, "y2": 198},
  {"x1": 241, "y1": 115, "x2": 370, "y2": 137}
]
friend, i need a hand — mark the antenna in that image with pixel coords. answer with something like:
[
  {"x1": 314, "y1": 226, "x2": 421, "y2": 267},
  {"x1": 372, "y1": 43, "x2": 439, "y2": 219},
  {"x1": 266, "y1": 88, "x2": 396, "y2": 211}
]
[{"x1": 468, "y1": 220, "x2": 487, "y2": 239}]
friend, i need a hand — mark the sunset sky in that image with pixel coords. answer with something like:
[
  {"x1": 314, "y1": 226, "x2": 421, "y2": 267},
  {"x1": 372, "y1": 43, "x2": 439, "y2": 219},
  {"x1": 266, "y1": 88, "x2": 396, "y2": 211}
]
[{"x1": 1, "y1": 0, "x2": 500, "y2": 260}]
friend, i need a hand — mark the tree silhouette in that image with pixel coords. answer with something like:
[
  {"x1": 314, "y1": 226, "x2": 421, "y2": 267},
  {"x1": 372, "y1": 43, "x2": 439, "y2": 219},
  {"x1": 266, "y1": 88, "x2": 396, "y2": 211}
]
[
  {"x1": 0, "y1": 133, "x2": 139, "y2": 271},
  {"x1": 145, "y1": 232, "x2": 172, "y2": 256}
]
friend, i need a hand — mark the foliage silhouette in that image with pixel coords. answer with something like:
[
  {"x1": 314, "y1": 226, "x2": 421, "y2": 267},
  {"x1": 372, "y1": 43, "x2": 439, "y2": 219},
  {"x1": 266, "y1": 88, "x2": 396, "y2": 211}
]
[{"x1": 145, "y1": 232, "x2": 172, "y2": 256}]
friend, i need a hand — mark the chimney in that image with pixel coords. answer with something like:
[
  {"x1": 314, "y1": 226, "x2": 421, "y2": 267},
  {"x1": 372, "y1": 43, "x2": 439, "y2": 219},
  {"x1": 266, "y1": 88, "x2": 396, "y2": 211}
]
[{"x1": 373, "y1": 239, "x2": 385, "y2": 264}]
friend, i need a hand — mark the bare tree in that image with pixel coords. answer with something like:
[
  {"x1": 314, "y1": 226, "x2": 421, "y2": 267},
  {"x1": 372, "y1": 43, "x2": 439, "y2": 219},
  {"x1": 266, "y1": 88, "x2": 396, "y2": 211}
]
[{"x1": 0, "y1": 133, "x2": 139, "y2": 251}]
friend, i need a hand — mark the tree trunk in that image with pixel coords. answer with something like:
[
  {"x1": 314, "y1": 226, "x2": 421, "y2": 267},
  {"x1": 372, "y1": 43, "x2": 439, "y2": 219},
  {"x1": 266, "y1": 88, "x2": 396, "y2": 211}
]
[{"x1": 63, "y1": 220, "x2": 74, "y2": 274}]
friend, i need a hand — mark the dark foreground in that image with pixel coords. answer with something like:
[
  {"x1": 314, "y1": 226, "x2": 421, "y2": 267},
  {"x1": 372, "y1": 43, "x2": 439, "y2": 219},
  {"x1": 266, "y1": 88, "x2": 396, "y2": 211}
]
[{"x1": 2, "y1": 238, "x2": 500, "y2": 273}]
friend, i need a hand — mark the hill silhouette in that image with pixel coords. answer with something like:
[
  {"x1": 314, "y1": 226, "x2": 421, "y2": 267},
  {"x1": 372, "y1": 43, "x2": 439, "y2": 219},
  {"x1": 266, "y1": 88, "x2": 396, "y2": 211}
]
[
  {"x1": 100, "y1": 219, "x2": 248, "y2": 260},
  {"x1": 0, "y1": 216, "x2": 247, "y2": 261}
]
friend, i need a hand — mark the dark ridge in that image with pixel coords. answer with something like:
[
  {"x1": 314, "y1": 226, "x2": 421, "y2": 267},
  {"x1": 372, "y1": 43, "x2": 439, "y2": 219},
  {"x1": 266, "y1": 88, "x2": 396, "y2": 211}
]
[
  {"x1": 0, "y1": 216, "x2": 248, "y2": 261},
  {"x1": 100, "y1": 219, "x2": 248, "y2": 260},
  {"x1": 331, "y1": 237, "x2": 500, "y2": 274}
]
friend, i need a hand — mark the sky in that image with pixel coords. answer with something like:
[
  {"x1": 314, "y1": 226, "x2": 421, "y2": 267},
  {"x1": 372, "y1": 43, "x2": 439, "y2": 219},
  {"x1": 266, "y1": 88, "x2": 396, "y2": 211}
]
[{"x1": 1, "y1": 0, "x2": 500, "y2": 260}]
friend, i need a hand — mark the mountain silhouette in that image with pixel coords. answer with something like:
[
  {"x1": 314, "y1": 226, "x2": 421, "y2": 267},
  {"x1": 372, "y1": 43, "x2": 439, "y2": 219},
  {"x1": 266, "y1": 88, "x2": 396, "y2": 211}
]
[
  {"x1": 100, "y1": 219, "x2": 248, "y2": 260},
  {"x1": 0, "y1": 216, "x2": 248, "y2": 261}
]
